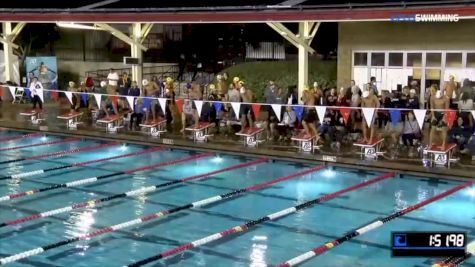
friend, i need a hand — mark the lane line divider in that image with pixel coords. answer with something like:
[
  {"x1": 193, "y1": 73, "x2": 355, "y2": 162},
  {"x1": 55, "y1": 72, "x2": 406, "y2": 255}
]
[
  {"x1": 0, "y1": 145, "x2": 161, "y2": 181},
  {"x1": 126, "y1": 172, "x2": 395, "y2": 266},
  {"x1": 276, "y1": 181, "x2": 473, "y2": 267},
  {"x1": 0, "y1": 138, "x2": 103, "y2": 165},
  {"x1": 0, "y1": 165, "x2": 324, "y2": 265},
  {"x1": 0, "y1": 137, "x2": 79, "y2": 153},
  {"x1": 0, "y1": 151, "x2": 213, "y2": 202},
  {"x1": 432, "y1": 240, "x2": 475, "y2": 267},
  {"x1": 0, "y1": 133, "x2": 42, "y2": 142},
  {"x1": 0, "y1": 158, "x2": 267, "y2": 227}
]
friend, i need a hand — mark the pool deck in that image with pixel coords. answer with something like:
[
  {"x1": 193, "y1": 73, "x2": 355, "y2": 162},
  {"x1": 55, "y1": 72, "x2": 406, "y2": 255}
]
[{"x1": 1, "y1": 100, "x2": 474, "y2": 181}]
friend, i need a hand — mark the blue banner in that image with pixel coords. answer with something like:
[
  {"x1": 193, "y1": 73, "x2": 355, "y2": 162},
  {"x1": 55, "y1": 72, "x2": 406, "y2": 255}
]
[
  {"x1": 25, "y1": 57, "x2": 58, "y2": 89},
  {"x1": 293, "y1": 106, "x2": 304, "y2": 121},
  {"x1": 389, "y1": 109, "x2": 401, "y2": 126}
]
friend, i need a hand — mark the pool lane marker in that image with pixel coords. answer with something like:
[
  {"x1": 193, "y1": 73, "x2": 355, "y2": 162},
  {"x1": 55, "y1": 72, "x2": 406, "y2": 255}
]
[
  {"x1": 0, "y1": 138, "x2": 106, "y2": 165},
  {"x1": 0, "y1": 133, "x2": 42, "y2": 142},
  {"x1": 0, "y1": 151, "x2": 213, "y2": 203},
  {"x1": 0, "y1": 145, "x2": 162, "y2": 181},
  {"x1": 276, "y1": 181, "x2": 473, "y2": 267},
  {"x1": 0, "y1": 157, "x2": 267, "y2": 227},
  {"x1": 0, "y1": 165, "x2": 324, "y2": 265},
  {"x1": 126, "y1": 172, "x2": 395, "y2": 267},
  {"x1": 432, "y1": 241, "x2": 475, "y2": 267},
  {"x1": 0, "y1": 137, "x2": 80, "y2": 154}
]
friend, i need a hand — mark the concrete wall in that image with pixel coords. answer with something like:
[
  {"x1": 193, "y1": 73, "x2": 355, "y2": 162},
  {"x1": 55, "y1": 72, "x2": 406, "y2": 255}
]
[{"x1": 337, "y1": 20, "x2": 475, "y2": 87}]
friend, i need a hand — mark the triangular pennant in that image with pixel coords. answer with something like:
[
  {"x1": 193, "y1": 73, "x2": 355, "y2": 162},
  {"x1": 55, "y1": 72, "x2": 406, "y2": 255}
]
[
  {"x1": 194, "y1": 100, "x2": 203, "y2": 116},
  {"x1": 175, "y1": 99, "x2": 184, "y2": 113},
  {"x1": 340, "y1": 107, "x2": 351, "y2": 124},
  {"x1": 94, "y1": 94, "x2": 102, "y2": 108},
  {"x1": 413, "y1": 109, "x2": 426, "y2": 130},
  {"x1": 271, "y1": 104, "x2": 282, "y2": 121},
  {"x1": 251, "y1": 104, "x2": 261, "y2": 119},
  {"x1": 158, "y1": 98, "x2": 167, "y2": 114},
  {"x1": 126, "y1": 96, "x2": 135, "y2": 110},
  {"x1": 51, "y1": 90, "x2": 59, "y2": 102},
  {"x1": 362, "y1": 108, "x2": 375, "y2": 128},
  {"x1": 80, "y1": 93, "x2": 88, "y2": 105},
  {"x1": 231, "y1": 102, "x2": 241, "y2": 120},
  {"x1": 293, "y1": 106, "x2": 304, "y2": 122},
  {"x1": 445, "y1": 110, "x2": 457, "y2": 129},
  {"x1": 315, "y1": 106, "x2": 327, "y2": 123},
  {"x1": 37, "y1": 89, "x2": 44, "y2": 103},
  {"x1": 64, "y1": 91, "x2": 73, "y2": 105},
  {"x1": 213, "y1": 102, "x2": 223, "y2": 115},
  {"x1": 110, "y1": 95, "x2": 118, "y2": 107},
  {"x1": 24, "y1": 88, "x2": 31, "y2": 98},
  {"x1": 389, "y1": 109, "x2": 401, "y2": 126},
  {"x1": 8, "y1": 86, "x2": 15, "y2": 98}
]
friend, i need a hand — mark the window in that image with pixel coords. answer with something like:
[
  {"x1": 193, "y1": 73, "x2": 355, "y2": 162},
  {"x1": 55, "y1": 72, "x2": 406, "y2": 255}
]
[
  {"x1": 446, "y1": 53, "x2": 462, "y2": 67},
  {"x1": 426, "y1": 53, "x2": 441, "y2": 67},
  {"x1": 371, "y1": 53, "x2": 385, "y2": 66},
  {"x1": 467, "y1": 53, "x2": 475, "y2": 68},
  {"x1": 388, "y1": 53, "x2": 403, "y2": 67},
  {"x1": 354, "y1": 52, "x2": 367, "y2": 66},
  {"x1": 407, "y1": 53, "x2": 422, "y2": 67}
]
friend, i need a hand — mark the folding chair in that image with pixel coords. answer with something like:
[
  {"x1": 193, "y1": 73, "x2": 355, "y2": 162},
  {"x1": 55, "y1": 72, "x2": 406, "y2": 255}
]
[{"x1": 12, "y1": 87, "x2": 25, "y2": 104}]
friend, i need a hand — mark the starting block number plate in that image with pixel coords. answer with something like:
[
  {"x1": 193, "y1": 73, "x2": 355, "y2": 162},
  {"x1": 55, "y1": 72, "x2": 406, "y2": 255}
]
[
  {"x1": 195, "y1": 130, "x2": 207, "y2": 142},
  {"x1": 301, "y1": 140, "x2": 312, "y2": 152},
  {"x1": 434, "y1": 152, "x2": 447, "y2": 165},
  {"x1": 365, "y1": 147, "x2": 377, "y2": 159},
  {"x1": 246, "y1": 136, "x2": 257, "y2": 147}
]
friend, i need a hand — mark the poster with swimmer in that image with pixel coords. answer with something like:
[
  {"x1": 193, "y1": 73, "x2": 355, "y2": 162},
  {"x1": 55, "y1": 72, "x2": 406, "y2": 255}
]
[{"x1": 26, "y1": 57, "x2": 58, "y2": 89}]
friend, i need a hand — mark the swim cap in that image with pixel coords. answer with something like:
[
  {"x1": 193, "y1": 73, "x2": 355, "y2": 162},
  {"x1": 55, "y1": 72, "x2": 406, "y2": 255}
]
[
  {"x1": 209, "y1": 84, "x2": 216, "y2": 90},
  {"x1": 100, "y1": 81, "x2": 107, "y2": 88},
  {"x1": 142, "y1": 79, "x2": 149, "y2": 86},
  {"x1": 233, "y1": 77, "x2": 240, "y2": 83},
  {"x1": 410, "y1": 89, "x2": 416, "y2": 94},
  {"x1": 69, "y1": 81, "x2": 76, "y2": 88},
  {"x1": 238, "y1": 80, "x2": 245, "y2": 85},
  {"x1": 166, "y1": 77, "x2": 173, "y2": 84},
  {"x1": 216, "y1": 74, "x2": 222, "y2": 80}
]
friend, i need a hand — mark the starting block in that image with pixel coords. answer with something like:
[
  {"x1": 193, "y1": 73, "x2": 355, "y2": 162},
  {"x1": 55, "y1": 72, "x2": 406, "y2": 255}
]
[
  {"x1": 97, "y1": 115, "x2": 124, "y2": 133},
  {"x1": 140, "y1": 118, "x2": 167, "y2": 137},
  {"x1": 20, "y1": 110, "x2": 44, "y2": 125},
  {"x1": 57, "y1": 111, "x2": 83, "y2": 129},
  {"x1": 185, "y1": 122, "x2": 214, "y2": 142},
  {"x1": 235, "y1": 127, "x2": 265, "y2": 147},
  {"x1": 291, "y1": 132, "x2": 321, "y2": 153},
  {"x1": 353, "y1": 138, "x2": 384, "y2": 160},
  {"x1": 423, "y1": 144, "x2": 457, "y2": 168}
]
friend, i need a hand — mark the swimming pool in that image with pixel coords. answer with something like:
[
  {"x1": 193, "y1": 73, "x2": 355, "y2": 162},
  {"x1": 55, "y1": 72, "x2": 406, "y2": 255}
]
[{"x1": 0, "y1": 130, "x2": 474, "y2": 267}]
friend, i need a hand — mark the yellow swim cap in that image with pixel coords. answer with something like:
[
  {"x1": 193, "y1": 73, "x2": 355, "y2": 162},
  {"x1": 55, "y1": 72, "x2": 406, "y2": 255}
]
[
  {"x1": 233, "y1": 77, "x2": 240, "y2": 83},
  {"x1": 209, "y1": 84, "x2": 216, "y2": 90},
  {"x1": 166, "y1": 77, "x2": 173, "y2": 84}
]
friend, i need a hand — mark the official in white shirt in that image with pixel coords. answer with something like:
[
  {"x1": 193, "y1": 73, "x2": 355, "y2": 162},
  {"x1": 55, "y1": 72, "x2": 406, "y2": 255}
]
[{"x1": 30, "y1": 77, "x2": 44, "y2": 110}]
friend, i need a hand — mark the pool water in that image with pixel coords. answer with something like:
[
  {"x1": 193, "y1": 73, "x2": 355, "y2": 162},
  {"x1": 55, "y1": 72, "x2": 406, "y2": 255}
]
[{"x1": 0, "y1": 130, "x2": 474, "y2": 267}]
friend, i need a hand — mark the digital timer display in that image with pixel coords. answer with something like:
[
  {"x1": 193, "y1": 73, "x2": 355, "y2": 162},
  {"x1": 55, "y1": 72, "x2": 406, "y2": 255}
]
[{"x1": 392, "y1": 232, "x2": 466, "y2": 257}]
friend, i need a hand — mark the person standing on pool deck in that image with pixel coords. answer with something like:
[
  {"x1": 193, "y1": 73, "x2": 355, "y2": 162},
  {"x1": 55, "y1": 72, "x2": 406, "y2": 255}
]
[
  {"x1": 30, "y1": 77, "x2": 43, "y2": 110},
  {"x1": 238, "y1": 81, "x2": 254, "y2": 132},
  {"x1": 361, "y1": 88, "x2": 380, "y2": 143},
  {"x1": 142, "y1": 79, "x2": 160, "y2": 123},
  {"x1": 429, "y1": 90, "x2": 450, "y2": 148},
  {"x1": 189, "y1": 82, "x2": 202, "y2": 127},
  {"x1": 301, "y1": 86, "x2": 318, "y2": 138}
]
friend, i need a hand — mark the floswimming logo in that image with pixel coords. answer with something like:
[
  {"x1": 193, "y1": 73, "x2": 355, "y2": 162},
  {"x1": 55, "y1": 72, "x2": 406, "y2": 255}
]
[{"x1": 390, "y1": 14, "x2": 459, "y2": 22}]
